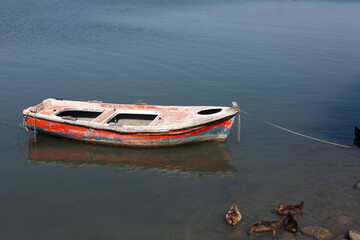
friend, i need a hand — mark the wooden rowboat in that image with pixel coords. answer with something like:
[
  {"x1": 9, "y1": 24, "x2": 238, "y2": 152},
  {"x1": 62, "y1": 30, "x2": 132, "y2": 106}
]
[{"x1": 23, "y1": 98, "x2": 237, "y2": 147}]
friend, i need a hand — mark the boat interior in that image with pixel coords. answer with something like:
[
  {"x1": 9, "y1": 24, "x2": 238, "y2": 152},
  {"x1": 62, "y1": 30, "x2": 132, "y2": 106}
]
[
  {"x1": 56, "y1": 110, "x2": 103, "y2": 122},
  {"x1": 55, "y1": 109, "x2": 158, "y2": 126},
  {"x1": 26, "y1": 99, "x2": 231, "y2": 129},
  {"x1": 108, "y1": 113, "x2": 158, "y2": 126}
]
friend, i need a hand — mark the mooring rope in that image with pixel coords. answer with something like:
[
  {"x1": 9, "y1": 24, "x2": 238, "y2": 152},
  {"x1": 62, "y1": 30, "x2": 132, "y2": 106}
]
[
  {"x1": 0, "y1": 113, "x2": 22, "y2": 119},
  {"x1": 0, "y1": 107, "x2": 357, "y2": 149},
  {"x1": 0, "y1": 113, "x2": 24, "y2": 130},
  {"x1": 0, "y1": 122, "x2": 22, "y2": 130},
  {"x1": 232, "y1": 102, "x2": 356, "y2": 149},
  {"x1": 33, "y1": 113, "x2": 37, "y2": 142},
  {"x1": 0, "y1": 112, "x2": 39, "y2": 144}
]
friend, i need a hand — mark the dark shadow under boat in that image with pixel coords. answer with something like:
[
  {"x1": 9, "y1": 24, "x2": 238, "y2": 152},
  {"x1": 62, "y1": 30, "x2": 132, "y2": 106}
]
[{"x1": 27, "y1": 135, "x2": 236, "y2": 175}]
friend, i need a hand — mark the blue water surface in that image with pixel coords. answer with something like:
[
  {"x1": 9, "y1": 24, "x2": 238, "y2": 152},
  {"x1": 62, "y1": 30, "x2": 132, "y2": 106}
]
[{"x1": 1, "y1": 0, "x2": 360, "y2": 239}]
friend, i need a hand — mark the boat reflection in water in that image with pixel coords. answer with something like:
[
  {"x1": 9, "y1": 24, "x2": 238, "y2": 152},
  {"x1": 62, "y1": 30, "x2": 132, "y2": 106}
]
[{"x1": 27, "y1": 135, "x2": 236, "y2": 176}]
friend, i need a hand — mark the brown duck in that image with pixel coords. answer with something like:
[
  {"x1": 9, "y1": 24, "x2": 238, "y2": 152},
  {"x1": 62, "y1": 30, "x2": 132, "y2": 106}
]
[
  {"x1": 276, "y1": 201, "x2": 304, "y2": 215},
  {"x1": 225, "y1": 203, "x2": 242, "y2": 226},
  {"x1": 248, "y1": 219, "x2": 282, "y2": 236},
  {"x1": 284, "y1": 212, "x2": 300, "y2": 234}
]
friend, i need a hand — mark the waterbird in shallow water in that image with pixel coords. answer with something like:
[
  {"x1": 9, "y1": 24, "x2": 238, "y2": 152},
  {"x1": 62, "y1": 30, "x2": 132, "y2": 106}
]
[
  {"x1": 225, "y1": 203, "x2": 241, "y2": 226},
  {"x1": 276, "y1": 201, "x2": 304, "y2": 215},
  {"x1": 248, "y1": 219, "x2": 282, "y2": 236},
  {"x1": 284, "y1": 212, "x2": 300, "y2": 234},
  {"x1": 355, "y1": 126, "x2": 360, "y2": 138},
  {"x1": 354, "y1": 126, "x2": 360, "y2": 147}
]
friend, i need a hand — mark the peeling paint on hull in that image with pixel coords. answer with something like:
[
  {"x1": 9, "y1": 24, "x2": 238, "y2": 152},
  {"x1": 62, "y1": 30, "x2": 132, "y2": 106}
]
[
  {"x1": 23, "y1": 98, "x2": 237, "y2": 147},
  {"x1": 24, "y1": 116, "x2": 235, "y2": 147}
]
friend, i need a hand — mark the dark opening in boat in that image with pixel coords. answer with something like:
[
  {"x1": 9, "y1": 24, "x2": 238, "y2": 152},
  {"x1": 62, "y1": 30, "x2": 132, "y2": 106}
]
[
  {"x1": 56, "y1": 110, "x2": 103, "y2": 121},
  {"x1": 197, "y1": 109, "x2": 222, "y2": 115},
  {"x1": 108, "y1": 113, "x2": 158, "y2": 126}
]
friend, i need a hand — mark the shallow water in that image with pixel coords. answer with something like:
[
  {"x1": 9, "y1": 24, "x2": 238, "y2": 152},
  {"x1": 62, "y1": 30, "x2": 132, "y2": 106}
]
[{"x1": 1, "y1": 0, "x2": 360, "y2": 239}]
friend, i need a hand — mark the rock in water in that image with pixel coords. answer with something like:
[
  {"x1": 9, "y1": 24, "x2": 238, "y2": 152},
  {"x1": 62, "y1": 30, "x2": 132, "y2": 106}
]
[
  {"x1": 302, "y1": 226, "x2": 333, "y2": 239},
  {"x1": 355, "y1": 182, "x2": 360, "y2": 190},
  {"x1": 349, "y1": 229, "x2": 360, "y2": 240},
  {"x1": 324, "y1": 216, "x2": 352, "y2": 233}
]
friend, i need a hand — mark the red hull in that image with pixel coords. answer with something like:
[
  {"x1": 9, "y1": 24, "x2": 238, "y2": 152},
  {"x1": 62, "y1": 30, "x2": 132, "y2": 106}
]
[{"x1": 24, "y1": 115, "x2": 235, "y2": 147}]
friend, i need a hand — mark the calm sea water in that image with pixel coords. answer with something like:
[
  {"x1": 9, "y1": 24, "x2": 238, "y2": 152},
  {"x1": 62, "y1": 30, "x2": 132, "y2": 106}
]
[{"x1": 1, "y1": 0, "x2": 360, "y2": 239}]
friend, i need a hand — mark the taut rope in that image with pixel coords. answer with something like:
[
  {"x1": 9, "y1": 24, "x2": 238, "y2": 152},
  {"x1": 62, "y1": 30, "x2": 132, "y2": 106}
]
[{"x1": 232, "y1": 102, "x2": 356, "y2": 149}]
